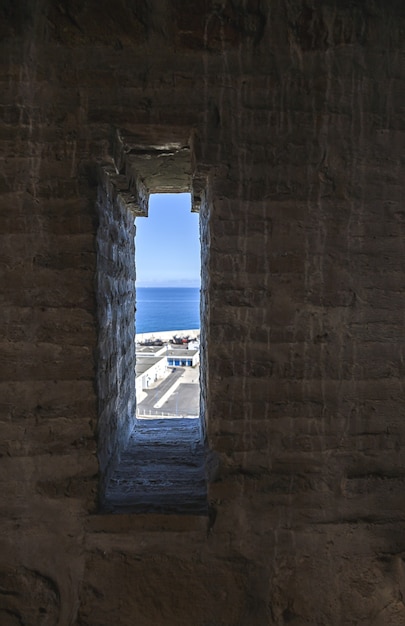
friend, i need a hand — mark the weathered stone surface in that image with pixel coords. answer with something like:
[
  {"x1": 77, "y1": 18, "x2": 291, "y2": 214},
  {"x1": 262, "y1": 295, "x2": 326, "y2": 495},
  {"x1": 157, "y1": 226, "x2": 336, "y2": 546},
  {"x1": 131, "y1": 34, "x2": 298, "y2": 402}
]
[
  {"x1": 104, "y1": 417, "x2": 207, "y2": 515},
  {"x1": 0, "y1": 0, "x2": 404, "y2": 624},
  {"x1": 0, "y1": 566, "x2": 60, "y2": 626},
  {"x1": 77, "y1": 552, "x2": 248, "y2": 626},
  {"x1": 96, "y1": 171, "x2": 136, "y2": 499}
]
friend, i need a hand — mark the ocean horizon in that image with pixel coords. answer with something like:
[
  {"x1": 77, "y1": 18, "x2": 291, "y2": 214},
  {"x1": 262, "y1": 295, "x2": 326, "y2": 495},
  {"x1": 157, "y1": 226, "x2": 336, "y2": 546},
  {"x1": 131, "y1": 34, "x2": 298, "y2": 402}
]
[{"x1": 136, "y1": 287, "x2": 200, "y2": 334}]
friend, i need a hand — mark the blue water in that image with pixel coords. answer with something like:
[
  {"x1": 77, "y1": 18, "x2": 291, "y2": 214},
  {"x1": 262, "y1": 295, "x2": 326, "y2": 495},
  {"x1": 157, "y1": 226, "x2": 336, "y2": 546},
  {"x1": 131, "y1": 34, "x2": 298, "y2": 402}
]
[{"x1": 136, "y1": 287, "x2": 200, "y2": 334}]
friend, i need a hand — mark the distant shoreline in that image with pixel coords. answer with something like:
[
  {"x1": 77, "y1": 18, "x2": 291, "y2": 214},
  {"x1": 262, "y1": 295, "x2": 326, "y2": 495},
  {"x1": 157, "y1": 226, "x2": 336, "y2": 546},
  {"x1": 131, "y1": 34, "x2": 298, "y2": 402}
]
[{"x1": 135, "y1": 328, "x2": 200, "y2": 343}]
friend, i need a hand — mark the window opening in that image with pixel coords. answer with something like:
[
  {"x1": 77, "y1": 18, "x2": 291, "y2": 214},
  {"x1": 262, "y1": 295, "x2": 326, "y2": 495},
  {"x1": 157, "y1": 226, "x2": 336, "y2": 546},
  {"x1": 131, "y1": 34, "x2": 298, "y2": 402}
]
[
  {"x1": 99, "y1": 189, "x2": 207, "y2": 515},
  {"x1": 135, "y1": 193, "x2": 201, "y2": 419}
]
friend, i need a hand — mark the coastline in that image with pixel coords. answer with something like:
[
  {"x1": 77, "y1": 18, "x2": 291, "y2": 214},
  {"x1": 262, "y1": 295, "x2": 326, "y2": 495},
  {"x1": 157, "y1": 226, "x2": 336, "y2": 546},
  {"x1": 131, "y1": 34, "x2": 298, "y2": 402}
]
[{"x1": 135, "y1": 328, "x2": 200, "y2": 343}]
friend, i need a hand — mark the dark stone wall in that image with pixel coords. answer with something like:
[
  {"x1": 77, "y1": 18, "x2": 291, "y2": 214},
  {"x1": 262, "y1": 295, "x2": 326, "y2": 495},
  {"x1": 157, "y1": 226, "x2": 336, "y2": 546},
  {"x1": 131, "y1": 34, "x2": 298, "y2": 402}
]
[
  {"x1": 96, "y1": 170, "x2": 136, "y2": 498},
  {"x1": 0, "y1": 1, "x2": 404, "y2": 624}
]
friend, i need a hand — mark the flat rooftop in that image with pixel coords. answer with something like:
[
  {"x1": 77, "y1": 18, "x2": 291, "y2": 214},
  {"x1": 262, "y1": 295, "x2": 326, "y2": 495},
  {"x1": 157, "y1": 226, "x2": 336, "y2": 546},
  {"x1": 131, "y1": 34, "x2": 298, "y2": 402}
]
[
  {"x1": 136, "y1": 345, "x2": 166, "y2": 355},
  {"x1": 135, "y1": 356, "x2": 164, "y2": 377},
  {"x1": 166, "y1": 349, "x2": 198, "y2": 357}
]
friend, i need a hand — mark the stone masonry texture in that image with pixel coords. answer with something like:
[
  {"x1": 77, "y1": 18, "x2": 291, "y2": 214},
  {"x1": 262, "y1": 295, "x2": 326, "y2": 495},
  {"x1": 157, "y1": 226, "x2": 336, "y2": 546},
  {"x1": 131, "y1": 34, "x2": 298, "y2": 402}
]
[{"x1": 0, "y1": 1, "x2": 404, "y2": 625}]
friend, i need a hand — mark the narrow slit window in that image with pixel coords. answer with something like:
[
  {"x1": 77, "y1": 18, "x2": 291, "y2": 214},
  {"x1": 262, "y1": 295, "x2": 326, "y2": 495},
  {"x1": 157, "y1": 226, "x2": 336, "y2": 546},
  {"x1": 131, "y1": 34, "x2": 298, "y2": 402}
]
[
  {"x1": 135, "y1": 193, "x2": 201, "y2": 421},
  {"x1": 100, "y1": 191, "x2": 207, "y2": 515}
]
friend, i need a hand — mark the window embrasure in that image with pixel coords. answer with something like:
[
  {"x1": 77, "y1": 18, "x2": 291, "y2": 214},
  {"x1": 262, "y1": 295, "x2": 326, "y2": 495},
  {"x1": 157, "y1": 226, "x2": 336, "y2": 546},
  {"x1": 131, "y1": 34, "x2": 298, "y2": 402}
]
[{"x1": 96, "y1": 131, "x2": 209, "y2": 514}]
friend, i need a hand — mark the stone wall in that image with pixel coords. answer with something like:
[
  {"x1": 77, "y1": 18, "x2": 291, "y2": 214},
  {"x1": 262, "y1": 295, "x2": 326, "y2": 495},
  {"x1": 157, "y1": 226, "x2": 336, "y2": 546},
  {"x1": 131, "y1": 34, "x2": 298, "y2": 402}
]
[
  {"x1": 96, "y1": 168, "x2": 137, "y2": 500},
  {"x1": 0, "y1": 1, "x2": 404, "y2": 624}
]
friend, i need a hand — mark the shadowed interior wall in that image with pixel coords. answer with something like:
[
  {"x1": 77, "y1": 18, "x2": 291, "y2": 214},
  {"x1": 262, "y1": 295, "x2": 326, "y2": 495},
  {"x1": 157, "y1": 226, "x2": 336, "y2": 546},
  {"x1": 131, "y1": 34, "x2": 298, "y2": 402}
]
[
  {"x1": 0, "y1": 1, "x2": 404, "y2": 625},
  {"x1": 96, "y1": 171, "x2": 136, "y2": 498}
]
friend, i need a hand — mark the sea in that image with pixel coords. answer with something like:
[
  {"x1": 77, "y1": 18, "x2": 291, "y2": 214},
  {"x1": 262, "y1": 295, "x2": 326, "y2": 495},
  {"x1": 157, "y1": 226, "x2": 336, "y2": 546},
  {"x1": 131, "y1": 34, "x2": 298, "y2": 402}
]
[{"x1": 136, "y1": 287, "x2": 200, "y2": 334}]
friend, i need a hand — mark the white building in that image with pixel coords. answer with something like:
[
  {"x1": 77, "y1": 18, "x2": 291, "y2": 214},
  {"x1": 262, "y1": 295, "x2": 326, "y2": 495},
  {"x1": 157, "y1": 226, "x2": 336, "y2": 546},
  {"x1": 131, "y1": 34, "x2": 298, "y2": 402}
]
[{"x1": 166, "y1": 348, "x2": 199, "y2": 368}]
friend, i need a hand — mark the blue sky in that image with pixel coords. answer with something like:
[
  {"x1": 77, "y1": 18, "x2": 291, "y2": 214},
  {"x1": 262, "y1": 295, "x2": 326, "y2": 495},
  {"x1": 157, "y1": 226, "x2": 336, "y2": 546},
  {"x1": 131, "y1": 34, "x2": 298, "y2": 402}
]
[{"x1": 135, "y1": 193, "x2": 201, "y2": 288}]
